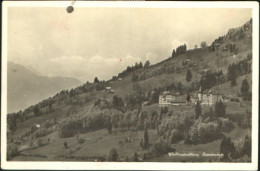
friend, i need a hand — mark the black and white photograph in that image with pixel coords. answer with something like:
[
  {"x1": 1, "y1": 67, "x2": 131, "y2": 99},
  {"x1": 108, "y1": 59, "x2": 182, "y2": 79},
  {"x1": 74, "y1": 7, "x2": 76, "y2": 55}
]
[{"x1": 1, "y1": 1, "x2": 259, "y2": 170}]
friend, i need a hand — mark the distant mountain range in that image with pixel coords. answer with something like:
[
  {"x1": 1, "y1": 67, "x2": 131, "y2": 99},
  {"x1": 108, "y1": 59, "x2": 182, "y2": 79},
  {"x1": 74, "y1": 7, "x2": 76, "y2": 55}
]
[{"x1": 7, "y1": 62, "x2": 82, "y2": 113}]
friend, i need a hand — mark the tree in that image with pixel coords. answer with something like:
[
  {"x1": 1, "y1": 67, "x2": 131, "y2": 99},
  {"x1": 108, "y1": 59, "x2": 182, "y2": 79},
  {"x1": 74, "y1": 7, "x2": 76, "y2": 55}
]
[
  {"x1": 94, "y1": 77, "x2": 99, "y2": 83},
  {"x1": 107, "y1": 121, "x2": 112, "y2": 134},
  {"x1": 133, "y1": 152, "x2": 139, "y2": 161},
  {"x1": 186, "y1": 69, "x2": 193, "y2": 82},
  {"x1": 139, "y1": 62, "x2": 143, "y2": 68},
  {"x1": 144, "y1": 60, "x2": 150, "y2": 68},
  {"x1": 195, "y1": 101, "x2": 201, "y2": 119},
  {"x1": 215, "y1": 100, "x2": 226, "y2": 117},
  {"x1": 37, "y1": 138, "x2": 43, "y2": 147},
  {"x1": 48, "y1": 103, "x2": 52, "y2": 112},
  {"x1": 143, "y1": 128, "x2": 149, "y2": 148},
  {"x1": 7, "y1": 116, "x2": 17, "y2": 132},
  {"x1": 200, "y1": 41, "x2": 207, "y2": 48},
  {"x1": 241, "y1": 78, "x2": 249, "y2": 96},
  {"x1": 108, "y1": 148, "x2": 118, "y2": 161},
  {"x1": 132, "y1": 72, "x2": 138, "y2": 82},
  {"x1": 7, "y1": 143, "x2": 19, "y2": 160},
  {"x1": 194, "y1": 44, "x2": 198, "y2": 49},
  {"x1": 231, "y1": 76, "x2": 236, "y2": 87},
  {"x1": 33, "y1": 105, "x2": 40, "y2": 116},
  {"x1": 242, "y1": 135, "x2": 251, "y2": 157},
  {"x1": 171, "y1": 49, "x2": 176, "y2": 58},
  {"x1": 112, "y1": 95, "x2": 124, "y2": 108},
  {"x1": 220, "y1": 136, "x2": 237, "y2": 160},
  {"x1": 186, "y1": 93, "x2": 191, "y2": 103},
  {"x1": 64, "y1": 141, "x2": 68, "y2": 149}
]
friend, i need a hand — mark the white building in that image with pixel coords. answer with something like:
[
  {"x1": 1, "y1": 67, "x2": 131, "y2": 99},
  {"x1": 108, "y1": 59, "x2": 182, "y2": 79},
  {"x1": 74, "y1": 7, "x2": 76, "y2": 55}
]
[
  {"x1": 106, "y1": 87, "x2": 111, "y2": 92},
  {"x1": 159, "y1": 91, "x2": 186, "y2": 106},
  {"x1": 198, "y1": 88, "x2": 223, "y2": 106}
]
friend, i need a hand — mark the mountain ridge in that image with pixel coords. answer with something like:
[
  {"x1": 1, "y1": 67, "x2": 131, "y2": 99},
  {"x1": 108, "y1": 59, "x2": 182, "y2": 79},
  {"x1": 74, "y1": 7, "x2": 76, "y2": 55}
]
[{"x1": 7, "y1": 61, "x2": 82, "y2": 113}]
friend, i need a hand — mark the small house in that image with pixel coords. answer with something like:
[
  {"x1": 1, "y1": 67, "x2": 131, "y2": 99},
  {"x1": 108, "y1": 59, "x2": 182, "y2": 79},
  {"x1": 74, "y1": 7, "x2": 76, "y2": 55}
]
[
  {"x1": 215, "y1": 43, "x2": 220, "y2": 47},
  {"x1": 106, "y1": 87, "x2": 111, "y2": 92}
]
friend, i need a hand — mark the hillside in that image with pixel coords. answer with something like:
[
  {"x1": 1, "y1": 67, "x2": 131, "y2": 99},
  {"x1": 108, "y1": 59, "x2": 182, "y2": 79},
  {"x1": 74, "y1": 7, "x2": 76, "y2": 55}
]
[
  {"x1": 7, "y1": 62, "x2": 82, "y2": 113},
  {"x1": 7, "y1": 19, "x2": 252, "y2": 162}
]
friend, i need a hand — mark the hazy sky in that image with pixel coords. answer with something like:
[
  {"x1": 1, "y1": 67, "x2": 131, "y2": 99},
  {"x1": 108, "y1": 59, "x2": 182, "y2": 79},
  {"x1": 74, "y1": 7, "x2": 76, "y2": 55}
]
[{"x1": 8, "y1": 7, "x2": 252, "y2": 82}]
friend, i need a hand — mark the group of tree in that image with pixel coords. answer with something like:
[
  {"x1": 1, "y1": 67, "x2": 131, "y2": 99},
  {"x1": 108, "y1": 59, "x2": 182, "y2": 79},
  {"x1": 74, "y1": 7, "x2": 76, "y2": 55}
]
[
  {"x1": 171, "y1": 44, "x2": 187, "y2": 58},
  {"x1": 220, "y1": 135, "x2": 251, "y2": 161},
  {"x1": 200, "y1": 71, "x2": 221, "y2": 91},
  {"x1": 228, "y1": 43, "x2": 239, "y2": 54},
  {"x1": 227, "y1": 60, "x2": 251, "y2": 88},
  {"x1": 200, "y1": 41, "x2": 207, "y2": 48},
  {"x1": 194, "y1": 100, "x2": 225, "y2": 119},
  {"x1": 125, "y1": 92, "x2": 143, "y2": 110},
  {"x1": 112, "y1": 95, "x2": 125, "y2": 110},
  {"x1": 228, "y1": 59, "x2": 251, "y2": 78},
  {"x1": 118, "y1": 61, "x2": 150, "y2": 78},
  {"x1": 132, "y1": 65, "x2": 175, "y2": 82},
  {"x1": 241, "y1": 78, "x2": 251, "y2": 100}
]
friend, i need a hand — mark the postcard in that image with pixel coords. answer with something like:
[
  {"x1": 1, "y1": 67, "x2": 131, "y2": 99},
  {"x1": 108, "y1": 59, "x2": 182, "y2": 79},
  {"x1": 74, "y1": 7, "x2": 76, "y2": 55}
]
[{"x1": 1, "y1": 1, "x2": 259, "y2": 170}]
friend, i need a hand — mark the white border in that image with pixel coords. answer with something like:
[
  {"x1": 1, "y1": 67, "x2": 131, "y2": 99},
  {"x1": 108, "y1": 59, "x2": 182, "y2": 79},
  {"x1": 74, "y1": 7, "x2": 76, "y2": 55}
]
[{"x1": 1, "y1": 1, "x2": 259, "y2": 170}]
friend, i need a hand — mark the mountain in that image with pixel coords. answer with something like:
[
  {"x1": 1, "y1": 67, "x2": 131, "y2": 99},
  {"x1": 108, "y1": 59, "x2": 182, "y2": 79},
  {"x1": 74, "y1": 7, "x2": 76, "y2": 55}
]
[{"x1": 7, "y1": 62, "x2": 82, "y2": 113}]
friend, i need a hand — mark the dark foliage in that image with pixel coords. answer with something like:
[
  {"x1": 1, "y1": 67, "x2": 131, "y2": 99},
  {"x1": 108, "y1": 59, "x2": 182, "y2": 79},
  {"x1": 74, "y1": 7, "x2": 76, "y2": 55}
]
[
  {"x1": 186, "y1": 69, "x2": 192, "y2": 82},
  {"x1": 220, "y1": 136, "x2": 239, "y2": 159},
  {"x1": 94, "y1": 77, "x2": 99, "y2": 83},
  {"x1": 215, "y1": 101, "x2": 226, "y2": 117},
  {"x1": 194, "y1": 102, "x2": 202, "y2": 119},
  {"x1": 241, "y1": 78, "x2": 249, "y2": 96},
  {"x1": 108, "y1": 148, "x2": 118, "y2": 161}
]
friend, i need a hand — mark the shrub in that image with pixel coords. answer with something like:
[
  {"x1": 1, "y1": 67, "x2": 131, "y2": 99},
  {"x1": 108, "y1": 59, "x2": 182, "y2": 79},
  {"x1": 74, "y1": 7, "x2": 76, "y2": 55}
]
[
  {"x1": 58, "y1": 118, "x2": 82, "y2": 138},
  {"x1": 189, "y1": 120, "x2": 223, "y2": 144},
  {"x1": 7, "y1": 143, "x2": 19, "y2": 160},
  {"x1": 108, "y1": 148, "x2": 118, "y2": 161},
  {"x1": 140, "y1": 128, "x2": 149, "y2": 149},
  {"x1": 241, "y1": 135, "x2": 251, "y2": 157},
  {"x1": 154, "y1": 139, "x2": 175, "y2": 154},
  {"x1": 133, "y1": 152, "x2": 139, "y2": 161},
  {"x1": 64, "y1": 141, "x2": 68, "y2": 149},
  {"x1": 218, "y1": 118, "x2": 233, "y2": 132},
  {"x1": 169, "y1": 129, "x2": 183, "y2": 144},
  {"x1": 78, "y1": 138, "x2": 85, "y2": 144},
  {"x1": 37, "y1": 138, "x2": 43, "y2": 147},
  {"x1": 118, "y1": 140, "x2": 124, "y2": 146},
  {"x1": 33, "y1": 127, "x2": 53, "y2": 139}
]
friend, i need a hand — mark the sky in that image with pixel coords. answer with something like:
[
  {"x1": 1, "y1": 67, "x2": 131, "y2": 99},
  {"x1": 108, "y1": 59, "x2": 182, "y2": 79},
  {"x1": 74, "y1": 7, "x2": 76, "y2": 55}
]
[{"x1": 7, "y1": 7, "x2": 252, "y2": 82}]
